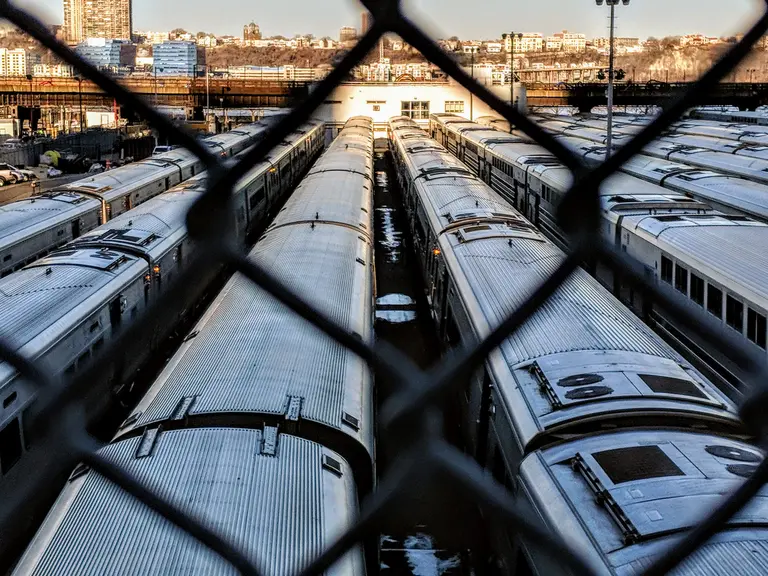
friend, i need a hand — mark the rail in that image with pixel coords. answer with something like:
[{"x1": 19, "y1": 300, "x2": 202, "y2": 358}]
[{"x1": 1, "y1": 1, "x2": 768, "y2": 575}]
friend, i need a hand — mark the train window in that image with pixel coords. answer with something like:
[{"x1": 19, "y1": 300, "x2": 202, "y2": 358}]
[
  {"x1": 660, "y1": 255, "x2": 673, "y2": 284},
  {"x1": 707, "y1": 285, "x2": 723, "y2": 318},
  {"x1": 674, "y1": 264, "x2": 688, "y2": 295},
  {"x1": 0, "y1": 418, "x2": 22, "y2": 474},
  {"x1": 249, "y1": 187, "x2": 265, "y2": 210},
  {"x1": 89, "y1": 320, "x2": 100, "y2": 333},
  {"x1": 748, "y1": 308, "x2": 767, "y2": 349},
  {"x1": 690, "y1": 273, "x2": 705, "y2": 306},
  {"x1": 2, "y1": 254, "x2": 10, "y2": 262},
  {"x1": 726, "y1": 295, "x2": 744, "y2": 333}
]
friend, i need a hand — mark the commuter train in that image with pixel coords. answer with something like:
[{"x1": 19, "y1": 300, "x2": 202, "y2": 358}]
[
  {"x1": 430, "y1": 113, "x2": 768, "y2": 398},
  {"x1": 13, "y1": 117, "x2": 375, "y2": 576},
  {"x1": 0, "y1": 121, "x2": 325, "y2": 565},
  {"x1": 390, "y1": 117, "x2": 768, "y2": 575},
  {"x1": 540, "y1": 113, "x2": 768, "y2": 185},
  {"x1": 555, "y1": 136, "x2": 768, "y2": 222},
  {"x1": 690, "y1": 108, "x2": 768, "y2": 125},
  {"x1": 0, "y1": 123, "x2": 275, "y2": 278}
]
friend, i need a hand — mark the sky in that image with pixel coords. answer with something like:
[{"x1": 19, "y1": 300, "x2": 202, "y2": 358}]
[{"x1": 13, "y1": 0, "x2": 765, "y2": 40}]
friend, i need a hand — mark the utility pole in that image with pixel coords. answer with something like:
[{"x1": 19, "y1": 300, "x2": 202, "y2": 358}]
[
  {"x1": 597, "y1": 0, "x2": 631, "y2": 161},
  {"x1": 502, "y1": 33, "x2": 522, "y2": 107},
  {"x1": 470, "y1": 49, "x2": 474, "y2": 121}
]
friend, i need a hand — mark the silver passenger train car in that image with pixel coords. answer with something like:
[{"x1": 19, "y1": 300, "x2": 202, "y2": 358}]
[
  {"x1": 539, "y1": 113, "x2": 768, "y2": 185},
  {"x1": 390, "y1": 118, "x2": 767, "y2": 575},
  {"x1": 433, "y1": 114, "x2": 768, "y2": 392},
  {"x1": 13, "y1": 117, "x2": 375, "y2": 576},
  {"x1": 0, "y1": 121, "x2": 325, "y2": 563},
  {"x1": 0, "y1": 125, "x2": 272, "y2": 278},
  {"x1": 430, "y1": 118, "x2": 768, "y2": 395}
]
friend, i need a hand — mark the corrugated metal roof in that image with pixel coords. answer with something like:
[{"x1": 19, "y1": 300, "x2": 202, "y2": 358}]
[
  {"x1": 16, "y1": 429, "x2": 362, "y2": 576},
  {"x1": 451, "y1": 237, "x2": 674, "y2": 364},
  {"x1": 0, "y1": 194, "x2": 100, "y2": 249},
  {"x1": 618, "y1": 539, "x2": 768, "y2": 575},
  {"x1": 0, "y1": 254, "x2": 144, "y2": 351},
  {"x1": 131, "y1": 225, "x2": 373, "y2": 456}
]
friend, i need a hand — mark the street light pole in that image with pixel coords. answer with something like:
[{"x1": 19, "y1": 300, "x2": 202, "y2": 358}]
[
  {"x1": 597, "y1": 0, "x2": 630, "y2": 161},
  {"x1": 606, "y1": 1, "x2": 616, "y2": 159},
  {"x1": 502, "y1": 32, "x2": 522, "y2": 107}
]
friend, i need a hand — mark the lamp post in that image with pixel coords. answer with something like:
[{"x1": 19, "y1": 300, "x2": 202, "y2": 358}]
[
  {"x1": 596, "y1": 0, "x2": 631, "y2": 160},
  {"x1": 75, "y1": 75, "x2": 83, "y2": 133},
  {"x1": 502, "y1": 32, "x2": 523, "y2": 107}
]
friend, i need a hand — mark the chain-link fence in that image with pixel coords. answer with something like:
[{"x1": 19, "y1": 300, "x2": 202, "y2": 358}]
[{"x1": 2, "y1": 0, "x2": 768, "y2": 574}]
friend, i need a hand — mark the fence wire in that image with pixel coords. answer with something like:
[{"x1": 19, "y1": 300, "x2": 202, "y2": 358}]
[{"x1": 0, "y1": 0, "x2": 767, "y2": 574}]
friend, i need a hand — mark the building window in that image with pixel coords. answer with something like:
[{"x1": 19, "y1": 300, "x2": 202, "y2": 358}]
[
  {"x1": 660, "y1": 255, "x2": 673, "y2": 284},
  {"x1": 748, "y1": 308, "x2": 767, "y2": 349},
  {"x1": 445, "y1": 100, "x2": 465, "y2": 113},
  {"x1": 690, "y1": 273, "x2": 704, "y2": 306},
  {"x1": 674, "y1": 264, "x2": 688, "y2": 295},
  {"x1": 401, "y1": 100, "x2": 430, "y2": 120},
  {"x1": 707, "y1": 284, "x2": 723, "y2": 318},
  {"x1": 726, "y1": 295, "x2": 744, "y2": 333}
]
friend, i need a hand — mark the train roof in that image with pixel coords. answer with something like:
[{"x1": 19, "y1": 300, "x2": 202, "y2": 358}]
[
  {"x1": 14, "y1": 428, "x2": 364, "y2": 576},
  {"x1": 0, "y1": 192, "x2": 100, "y2": 251},
  {"x1": 0, "y1": 248, "x2": 144, "y2": 360},
  {"x1": 520, "y1": 430, "x2": 768, "y2": 575},
  {"x1": 390, "y1": 122, "x2": 741, "y2": 448},
  {"x1": 119, "y1": 118, "x2": 375, "y2": 489},
  {"x1": 51, "y1": 156, "x2": 197, "y2": 203},
  {"x1": 622, "y1": 213, "x2": 768, "y2": 307},
  {"x1": 72, "y1": 187, "x2": 202, "y2": 257}
]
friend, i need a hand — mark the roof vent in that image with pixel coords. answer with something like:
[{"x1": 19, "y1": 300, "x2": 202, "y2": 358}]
[
  {"x1": 322, "y1": 454, "x2": 343, "y2": 477},
  {"x1": 558, "y1": 374, "x2": 604, "y2": 387},
  {"x1": 592, "y1": 446, "x2": 684, "y2": 484},
  {"x1": 342, "y1": 412, "x2": 360, "y2": 431},
  {"x1": 706, "y1": 445, "x2": 761, "y2": 462},
  {"x1": 565, "y1": 385, "x2": 613, "y2": 400},
  {"x1": 726, "y1": 464, "x2": 759, "y2": 478},
  {"x1": 639, "y1": 374, "x2": 707, "y2": 399}
]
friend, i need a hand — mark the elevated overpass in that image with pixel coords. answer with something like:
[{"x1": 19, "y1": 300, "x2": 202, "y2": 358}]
[{"x1": 525, "y1": 81, "x2": 768, "y2": 111}]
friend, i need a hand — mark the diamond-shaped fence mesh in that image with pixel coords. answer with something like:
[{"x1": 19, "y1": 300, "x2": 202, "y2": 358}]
[{"x1": 1, "y1": 0, "x2": 768, "y2": 574}]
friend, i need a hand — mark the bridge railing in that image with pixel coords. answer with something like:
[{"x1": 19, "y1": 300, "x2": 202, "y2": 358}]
[{"x1": 2, "y1": 1, "x2": 768, "y2": 575}]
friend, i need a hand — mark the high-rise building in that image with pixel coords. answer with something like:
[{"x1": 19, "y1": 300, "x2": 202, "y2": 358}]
[
  {"x1": 339, "y1": 26, "x2": 357, "y2": 43},
  {"x1": 361, "y1": 11, "x2": 372, "y2": 35},
  {"x1": 63, "y1": 0, "x2": 132, "y2": 44},
  {"x1": 153, "y1": 41, "x2": 202, "y2": 76},
  {"x1": 75, "y1": 38, "x2": 136, "y2": 72},
  {"x1": 0, "y1": 48, "x2": 29, "y2": 76}
]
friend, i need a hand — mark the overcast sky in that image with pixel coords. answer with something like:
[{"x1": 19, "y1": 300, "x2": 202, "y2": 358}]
[{"x1": 14, "y1": 0, "x2": 764, "y2": 40}]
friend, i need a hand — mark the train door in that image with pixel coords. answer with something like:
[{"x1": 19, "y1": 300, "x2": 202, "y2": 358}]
[
  {"x1": 165, "y1": 177, "x2": 170, "y2": 190},
  {"x1": 527, "y1": 193, "x2": 539, "y2": 226},
  {"x1": 71, "y1": 218, "x2": 80, "y2": 239}
]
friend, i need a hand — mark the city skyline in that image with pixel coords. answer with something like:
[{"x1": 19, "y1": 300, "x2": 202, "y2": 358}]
[{"x1": 19, "y1": 0, "x2": 763, "y2": 40}]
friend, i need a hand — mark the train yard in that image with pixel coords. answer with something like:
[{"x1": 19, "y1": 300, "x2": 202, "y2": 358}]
[{"x1": 1, "y1": 109, "x2": 768, "y2": 574}]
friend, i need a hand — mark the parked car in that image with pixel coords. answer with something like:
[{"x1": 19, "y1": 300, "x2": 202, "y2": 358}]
[
  {"x1": 0, "y1": 163, "x2": 30, "y2": 186},
  {"x1": 0, "y1": 163, "x2": 36, "y2": 182},
  {"x1": 1, "y1": 138, "x2": 23, "y2": 149}
]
